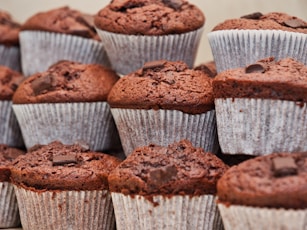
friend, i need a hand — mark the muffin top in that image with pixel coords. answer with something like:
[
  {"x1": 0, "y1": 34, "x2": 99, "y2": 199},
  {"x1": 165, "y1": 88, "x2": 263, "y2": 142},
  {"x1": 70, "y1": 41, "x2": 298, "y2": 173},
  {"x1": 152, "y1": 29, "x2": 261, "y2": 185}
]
[
  {"x1": 212, "y1": 12, "x2": 307, "y2": 34},
  {"x1": 107, "y1": 60, "x2": 214, "y2": 114},
  {"x1": 194, "y1": 61, "x2": 217, "y2": 78},
  {"x1": 213, "y1": 57, "x2": 307, "y2": 102},
  {"x1": 0, "y1": 10, "x2": 21, "y2": 46},
  {"x1": 94, "y1": 0, "x2": 205, "y2": 35},
  {"x1": 10, "y1": 141, "x2": 122, "y2": 191},
  {"x1": 0, "y1": 65, "x2": 24, "y2": 100},
  {"x1": 217, "y1": 152, "x2": 307, "y2": 209},
  {"x1": 0, "y1": 145, "x2": 25, "y2": 182},
  {"x1": 21, "y1": 6, "x2": 100, "y2": 40},
  {"x1": 13, "y1": 60, "x2": 119, "y2": 104},
  {"x1": 108, "y1": 140, "x2": 228, "y2": 196}
]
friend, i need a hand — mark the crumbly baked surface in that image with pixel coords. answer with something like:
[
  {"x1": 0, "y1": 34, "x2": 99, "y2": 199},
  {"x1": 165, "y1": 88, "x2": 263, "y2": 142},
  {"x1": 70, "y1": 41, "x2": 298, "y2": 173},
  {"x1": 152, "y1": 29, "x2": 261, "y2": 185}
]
[
  {"x1": 13, "y1": 60, "x2": 119, "y2": 104},
  {"x1": 108, "y1": 139, "x2": 228, "y2": 195},
  {"x1": 0, "y1": 10, "x2": 21, "y2": 46},
  {"x1": 217, "y1": 152, "x2": 307, "y2": 209},
  {"x1": 0, "y1": 65, "x2": 24, "y2": 100},
  {"x1": 21, "y1": 6, "x2": 100, "y2": 40},
  {"x1": 212, "y1": 12, "x2": 307, "y2": 34},
  {"x1": 213, "y1": 57, "x2": 307, "y2": 102},
  {"x1": 107, "y1": 60, "x2": 214, "y2": 114},
  {"x1": 10, "y1": 141, "x2": 122, "y2": 191},
  {"x1": 94, "y1": 0, "x2": 205, "y2": 35}
]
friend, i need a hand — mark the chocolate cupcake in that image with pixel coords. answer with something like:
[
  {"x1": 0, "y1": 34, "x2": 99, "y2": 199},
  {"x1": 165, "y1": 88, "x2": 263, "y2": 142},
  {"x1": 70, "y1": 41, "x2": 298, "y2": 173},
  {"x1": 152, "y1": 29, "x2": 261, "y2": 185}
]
[
  {"x1": 94, "y1": 0, "x2": 205, "y2": 75},
  {"x1": 108, "y1": 140, "x2": 228, "y2": 230},
  {"x1": 10, "y1": 141, "x2": 121, "y2": 230},
  {"x1": 20, "y1": 6, "x2": 109, "y2": 76}
]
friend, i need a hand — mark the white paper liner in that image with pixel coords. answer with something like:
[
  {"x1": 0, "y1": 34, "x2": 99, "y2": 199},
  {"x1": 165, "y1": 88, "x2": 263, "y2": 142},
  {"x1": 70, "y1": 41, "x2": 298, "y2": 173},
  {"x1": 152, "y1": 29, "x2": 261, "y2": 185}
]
[
  {"x1": 14, "y1": 185, "x2": 115, "y2": 230},
  {"x1": 12, "y1": 102, "x2": 121, "y2": 151},
  {"x1": 96, "y1": 27, "x2": 204, "y2": 75},
  {"x1": 215, "y1": 98, "x2": 307, "y2": 155},
  {"x1": 218, "y1": 203, "x2": 307, "y2": 230},
  {"x1": 19, "y1": 31, "x2": 110, "y2": 77},
  {"x1": 0, "y1": 101, "x2": 24, "y2": 148},
  {"x1": 110, "y1": 108, "x2": 219, "y2": 156},
  {"x1": 208, "y1": 30, "x2": 307, "y2": 73},
  {"x1": 0, "y1": 45, "x2": 21, "y2": 72},
  {"x1": 0, "y1": 182, "x2": 20, "y2": 228},
  {"x1": 112, "y1": 193, "x2": 223, "y2": 230}
]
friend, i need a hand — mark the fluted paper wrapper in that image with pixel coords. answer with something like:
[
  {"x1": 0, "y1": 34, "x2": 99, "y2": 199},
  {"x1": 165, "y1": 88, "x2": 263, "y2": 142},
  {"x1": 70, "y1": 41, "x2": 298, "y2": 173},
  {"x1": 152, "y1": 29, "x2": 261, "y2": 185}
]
[
  {"x1": 112, "y1": 193, "x2": 223, "y2": 230},
  {"x1": 13, "y1": 102, "x2": 120, "y2": 151},
  {"x1": 0, "y1": 45, "x2": 21, "y2": 72},
  {"x1": 14, "y1": 186, "x2": 115, "y2": 230},
  {"x1": 0, "y1": 182, "x2": 20, "y2": 228},
  {"x1": 19, "y1": 31, "x2": 110, "y2": 77},
  {"x1": 0, "y1": 101, "x2": 24, "y2": 148},
  {"x1": 218, "y1": 203, "x2": 307, "y2": 230},
  {"x1": 215, "y1": 98, "x2": 307, "y2": 155},
  {"x1": 208, "y1": 30, "x2": 307, "y2": 73},
  {"x1": 96, "y1": 27, "x2": 203, "y2": 75},
  {"x1": 111, "y1": 109, "x2": 219, "y2": 156}
]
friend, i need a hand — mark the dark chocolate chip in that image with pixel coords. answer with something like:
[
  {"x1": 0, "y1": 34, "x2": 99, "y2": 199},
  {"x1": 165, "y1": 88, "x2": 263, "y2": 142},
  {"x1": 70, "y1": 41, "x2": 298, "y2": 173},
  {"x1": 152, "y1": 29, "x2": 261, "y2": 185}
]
[
  {"x1": 30, "y1": 74, "x2": 55, "y2": 95},
  {"x1": 240, "y1": 12, "x2": 263, "y2": 20},
  {"x1": 163, "y1": 0, "x2": 184, "y2": 10},
  {"x1": 195, "y1": 65, "x2": 216, "y2": 78},
  {"x1": 148, "y1": 165, "x2": 178, "y2": 185},
  {"x1": 272, "y1": 156, "x2": 298, "y2": 177},
  {"x1": 52, "y1": 154, "x2": 77, "y2": 166},
  {"x1": 74, "y1": 140, "x2": 90, "y2": 151},
  {"x1": 143, "y1": 60, "x2": 166, "y2": 71},
  {"x1": 283, "y1": 19, "x2": 307, "y2": 29},
  {"x1": 245, "y1": 63, "x2": 267, "y2": 74}
]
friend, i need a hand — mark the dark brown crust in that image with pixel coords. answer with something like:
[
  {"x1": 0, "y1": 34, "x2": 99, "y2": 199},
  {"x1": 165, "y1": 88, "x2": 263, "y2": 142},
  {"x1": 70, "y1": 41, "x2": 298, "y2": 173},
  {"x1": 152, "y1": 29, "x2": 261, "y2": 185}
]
[
  {"x1": 94, "y1": 0, "x2": 205, "y2": 35},
  {"x1": 12, "y1": 60, "x2": 119, "y2": 104},
  {"x1": 217, "y1": 152, "x2": 307, "y2": 209},
  {"x1": 0, "y1": 10, "x2": 21, "y2": 46},
  {"x1": 107, "y1": 61, "x2": 214, "y2": 114},
  {"x1": 0, "y1": 65, "x2": 24, "y2": 100},
  {"x1": 213, "y1": 58, "x2": 307, "y2": 102},
  {"x1": 10, "y1": 141, "x2": 122, "y2": 191},
  {"x1": 108, "y1": 140, "x2": 228, "y2": 196}
]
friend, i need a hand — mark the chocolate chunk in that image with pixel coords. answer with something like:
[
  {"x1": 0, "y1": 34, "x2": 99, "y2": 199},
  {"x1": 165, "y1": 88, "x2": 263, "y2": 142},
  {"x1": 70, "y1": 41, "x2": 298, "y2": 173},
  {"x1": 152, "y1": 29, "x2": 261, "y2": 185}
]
[
  {"x1": 195, "y1": 65, "x2": 216, "y2": 78},
  {"x1": 283, "y1": 19, "x2": 307, "y2": 29},
  {"x1": 143, "y1": 60, "x2": 166, "y2": 71},
  {"x1": 52, "y1": 154, "x2": 77, "y2": 166},
  {"x1": 30, "y1": 75, "x2": 55, "y2": 95},
  {"x1": 74, "y1": 140, "x2": 90, "y2": 151},
  {"x1": 148, "y1": 165, "x2": 178, "y2": 185},
  {"x1": 272, "y1": 157, "x2": 298, "y2": 177},
  {"x1": 245, "y1": 63, "x2": 267, "y2": 74},
  {"x1": 163, "y1": 0, "x2": 184, "y2": 10},
  {"x1": 240, "y1": 12, "x2": 263, "y2": 20}
]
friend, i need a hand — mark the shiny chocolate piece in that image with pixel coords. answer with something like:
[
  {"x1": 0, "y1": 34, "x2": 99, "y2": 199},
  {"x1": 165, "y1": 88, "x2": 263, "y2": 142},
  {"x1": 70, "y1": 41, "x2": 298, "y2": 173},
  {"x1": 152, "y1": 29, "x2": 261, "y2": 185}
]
[
  {"x1": 272, "y1": 156, "x2": 298, "y2": 177},
  {"x1": 195, "y1": 65, "x2": 216, "y2": 78},
  {"x1": 283, "y1": 19, "x2": 307, "y2": 29},
  {"x1": 142, "y1": 60, "x2": 167, "y2": 71},
  {"x1": 240, "y1": 12, "x2": 263, "y2": 20},
  {"x1": 52, "y1": 154, "x2": 78, "y2": 166},
  {"x1": 30, "y1": 74, "x2": 54, "y2": 95},
  {"x1": 163, "y1": 0, "x2": 184, "y2": 10},
  {"x1": 245, "y1": 63, "x2": 267, "y2": 74}
]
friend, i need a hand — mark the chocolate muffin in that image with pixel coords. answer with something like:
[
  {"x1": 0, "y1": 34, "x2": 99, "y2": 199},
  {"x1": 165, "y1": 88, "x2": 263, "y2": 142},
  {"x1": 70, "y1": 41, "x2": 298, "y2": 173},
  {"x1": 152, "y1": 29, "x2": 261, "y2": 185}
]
[
  {"x1": 12, "y1": 60, "x2": 121, "y2": 152},
  {"x1": 213, "y1": 57, "x2": 307, "y2": 156},
  {"x1": 19, "y1": 6, "x2": 110, "y2": 76},
  {"x1": 10, "y1": 141, "x2": 121, "y2": 230},
  {"x1": 107, "y1": 60, "x2": 219, "y2": 156},
  {"x1": 108, "y1": 140, "x2": 228, "y2": 230},
  {"x1": 208, "y1": 12, "x2": 307, "y2": 73},
  {"x1": 0, "y1": 144, "x2": 24, "y2": 228},
  {"x1": 94, "y1": 0, "x2": 205, "y2": 74},
  {"x1": 217, "y1": 152, "x2": 307, "y2": 230}
]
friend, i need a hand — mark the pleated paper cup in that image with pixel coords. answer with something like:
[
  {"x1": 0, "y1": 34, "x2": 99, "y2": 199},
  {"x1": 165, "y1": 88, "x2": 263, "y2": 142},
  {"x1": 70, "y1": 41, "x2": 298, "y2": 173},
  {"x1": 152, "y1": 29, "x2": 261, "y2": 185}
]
[
  {"x1": 0, "y1": 45, "x2": 21, "y2": 72},
  {"x1": 12, "y1": 102, "x2": 121, "y2": 151},
  {"x1": 0, "y1": 101, "x2": 24, "y2": 148},
  {"x1": 14, "y1": 185, "x2": 115, "y2": 230},
  {"x1": 218, "y1": 203, "x2": 307, "y2": 230},
  {"x1": 0, "y1": 182, "x2": 20, "y2": 228},
  {"x1": 215, "y1": 98, "x2": 307, "y2": 155},
  {"x1": 19, "y1": 31, "x2": 110, "y2": 77},
  {"x1": 208, "y1": 30, "x2": 307, "y2": 73},
  {"x1": 110, "y1": 108, "x2": 219, "y2": 156},
  {"x1": 96, "y1": 27, "x2": 204, "y2": 75},
  {"x1": 112, "y1": 193, "x2": 223, "y2": 230}
]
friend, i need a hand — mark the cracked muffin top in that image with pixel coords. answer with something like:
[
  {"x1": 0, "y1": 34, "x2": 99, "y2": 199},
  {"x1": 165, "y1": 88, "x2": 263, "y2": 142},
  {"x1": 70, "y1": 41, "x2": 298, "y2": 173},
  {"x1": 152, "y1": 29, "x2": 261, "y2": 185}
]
[
  {"x1": 108, "y1": 139, "x2": 228, "y2": 196},
  {"x1": 107, "y1": 60, "x2": 214, "y2": 114},
  {"x1": 10, "y1": 141, "x2": 122, "y2": 191},
  {"x1": 12, "y1": 60, "x2": 119, "y2": 104},
  {"x1": 0, "y1": 9, "x2": 21, "y2": 46},
  {"x1": 94, "y1": 0, "x2": 205, "y2": 35},
  {"x1": 212, "y1": 12, "x2": 307, "y2": 34},
  {"x1": 21, "y1": 6, "x2": 101, "y2": 40},
  {"x1": 0, "y1": 65, "x2": 24, "y2": 100}
]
